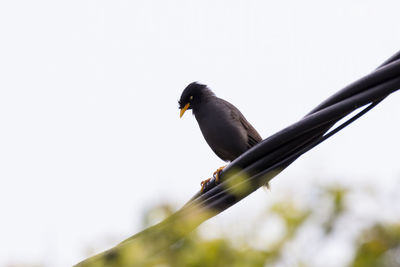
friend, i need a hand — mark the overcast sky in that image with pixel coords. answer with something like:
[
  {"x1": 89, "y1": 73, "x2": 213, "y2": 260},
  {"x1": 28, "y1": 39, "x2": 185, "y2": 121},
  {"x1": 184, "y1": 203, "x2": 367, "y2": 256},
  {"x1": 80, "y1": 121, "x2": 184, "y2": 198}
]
[{"x1": 0, "y1": 1, "x2": 399, "y2": 266}]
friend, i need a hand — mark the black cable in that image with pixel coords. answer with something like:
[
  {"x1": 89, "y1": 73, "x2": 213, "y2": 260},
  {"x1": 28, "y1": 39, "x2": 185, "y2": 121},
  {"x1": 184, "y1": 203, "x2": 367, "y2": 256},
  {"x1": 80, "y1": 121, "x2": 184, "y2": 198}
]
[
  {"x1": 132, "y1": 54, "x2": 400, "y2": 247},
  {"x1": 193, "y1": 99, "x2": 384, "y2": 212},
  {"x1": 75, "y1": 50, "x2": 400, "y2": 267},
  {"x1": 192, "y1": 73, "x2": 400, "y2": 203}
]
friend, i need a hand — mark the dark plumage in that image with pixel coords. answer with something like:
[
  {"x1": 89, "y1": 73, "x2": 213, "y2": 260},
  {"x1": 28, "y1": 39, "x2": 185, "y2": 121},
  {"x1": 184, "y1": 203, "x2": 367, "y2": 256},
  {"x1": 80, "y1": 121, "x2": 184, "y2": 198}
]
[{"x1": 179, "y1": 82, "x2": 262, "y2": 162}]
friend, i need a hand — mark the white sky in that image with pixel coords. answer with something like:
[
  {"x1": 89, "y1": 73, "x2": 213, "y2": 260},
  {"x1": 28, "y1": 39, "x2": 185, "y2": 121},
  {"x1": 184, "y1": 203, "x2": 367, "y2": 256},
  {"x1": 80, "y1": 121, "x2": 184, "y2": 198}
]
[{"x1": 0, "y1": 1, "x2": 399, "y2": 266}]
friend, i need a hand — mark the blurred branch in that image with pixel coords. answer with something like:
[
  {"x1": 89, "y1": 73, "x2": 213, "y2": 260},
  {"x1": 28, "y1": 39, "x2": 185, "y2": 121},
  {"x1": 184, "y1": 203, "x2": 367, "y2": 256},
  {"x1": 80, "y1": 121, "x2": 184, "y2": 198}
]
[{"x1": 75, "y1": 50, "x2": 400, "y2": 267}]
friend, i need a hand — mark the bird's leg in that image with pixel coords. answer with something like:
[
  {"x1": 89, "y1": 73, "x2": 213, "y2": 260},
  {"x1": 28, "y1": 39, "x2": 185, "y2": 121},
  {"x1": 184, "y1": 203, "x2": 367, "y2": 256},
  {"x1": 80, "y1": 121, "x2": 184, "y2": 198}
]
[{"x1": 213, "y1": 165, "x2": 226, "y2": 182}]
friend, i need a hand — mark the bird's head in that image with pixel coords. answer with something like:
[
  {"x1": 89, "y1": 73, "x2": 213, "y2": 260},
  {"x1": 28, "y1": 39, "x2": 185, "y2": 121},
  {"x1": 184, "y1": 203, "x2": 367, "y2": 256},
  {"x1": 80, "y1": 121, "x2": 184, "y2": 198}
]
[{"x1": 178, "y1": 82, "x2": 215, "y2": 118}]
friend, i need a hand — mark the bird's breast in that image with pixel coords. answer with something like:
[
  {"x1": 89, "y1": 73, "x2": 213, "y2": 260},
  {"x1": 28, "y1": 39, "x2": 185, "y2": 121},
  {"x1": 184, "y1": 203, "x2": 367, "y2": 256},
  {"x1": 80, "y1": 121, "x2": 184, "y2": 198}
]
[{"x1": 194, "y1": 102, "x2": 248, "y2": 161}]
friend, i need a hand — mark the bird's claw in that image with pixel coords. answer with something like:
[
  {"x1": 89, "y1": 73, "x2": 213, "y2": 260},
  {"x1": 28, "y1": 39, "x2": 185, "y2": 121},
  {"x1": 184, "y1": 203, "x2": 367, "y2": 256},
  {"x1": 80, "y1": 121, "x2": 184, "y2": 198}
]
[
  {"x1": 213, "y1": 166, "x2": 226, "y2": 182},
  {"x1": 200, "y1": 166, "x2": 226, "y2": 192},
  {"x1": 200, "y1": 178, "x2": 212, "y2": 192}
]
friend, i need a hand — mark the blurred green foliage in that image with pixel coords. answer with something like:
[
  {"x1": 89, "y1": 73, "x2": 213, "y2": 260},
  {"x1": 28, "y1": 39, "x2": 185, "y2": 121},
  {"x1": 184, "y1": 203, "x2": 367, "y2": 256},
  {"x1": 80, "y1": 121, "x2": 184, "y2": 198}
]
[
  {"x1": 152, "y1": 198, "x2": 311, "y2": 267},
  {"x1": 8, "y1": 184, "x2": 400, "y2": 267},
  {"x1": 351, "y1": 224, "x2": 400, "y2": 267},
  {"x1": 72, "y1": 185, "x2": 400, "y2": 267}
]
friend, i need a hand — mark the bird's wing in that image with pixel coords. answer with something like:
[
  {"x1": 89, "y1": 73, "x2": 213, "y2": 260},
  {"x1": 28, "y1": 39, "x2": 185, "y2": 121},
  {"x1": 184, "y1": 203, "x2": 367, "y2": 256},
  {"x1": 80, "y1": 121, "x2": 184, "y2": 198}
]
[
  {"x1": 239, "y1": 115, "x2": 262, "y2": 148},
  {"x1": 220, "y1": 99, "x2": 262, "y2": 148}
]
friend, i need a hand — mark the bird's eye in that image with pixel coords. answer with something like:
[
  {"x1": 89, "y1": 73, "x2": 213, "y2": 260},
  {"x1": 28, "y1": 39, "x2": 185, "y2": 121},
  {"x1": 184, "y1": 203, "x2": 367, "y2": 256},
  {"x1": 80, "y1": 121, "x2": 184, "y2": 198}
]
[{"x1": 189, "y1": 96, "x2": 193, "y2": 100}]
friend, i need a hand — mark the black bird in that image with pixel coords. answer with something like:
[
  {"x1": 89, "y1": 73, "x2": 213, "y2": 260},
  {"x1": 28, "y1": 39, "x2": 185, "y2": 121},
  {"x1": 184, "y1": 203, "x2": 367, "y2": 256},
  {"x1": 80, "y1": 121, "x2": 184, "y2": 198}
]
[{"x1": 179, "y1": 82, "x2": 262, "y2": 191}]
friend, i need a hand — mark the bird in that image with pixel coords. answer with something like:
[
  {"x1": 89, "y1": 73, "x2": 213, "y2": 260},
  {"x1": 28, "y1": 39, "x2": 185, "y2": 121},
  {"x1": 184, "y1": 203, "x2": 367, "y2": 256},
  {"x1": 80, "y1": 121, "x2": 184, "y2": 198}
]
[{"x1": 179, "y1": 82, "x2": 262, "y2": 191}]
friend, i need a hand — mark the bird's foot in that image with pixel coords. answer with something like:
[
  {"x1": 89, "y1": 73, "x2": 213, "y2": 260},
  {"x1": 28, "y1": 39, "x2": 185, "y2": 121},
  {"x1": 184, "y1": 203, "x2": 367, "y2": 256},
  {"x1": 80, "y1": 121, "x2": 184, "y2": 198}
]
[
  {"x1": 200, "y1": 166, "x2": 226, "y2": 192},
  {"x1": 200, "y1": 178, "x2": 212, "y2": 192},
  {"x1": 213, "y1": 165, "x2": 226, "y2": 182}
]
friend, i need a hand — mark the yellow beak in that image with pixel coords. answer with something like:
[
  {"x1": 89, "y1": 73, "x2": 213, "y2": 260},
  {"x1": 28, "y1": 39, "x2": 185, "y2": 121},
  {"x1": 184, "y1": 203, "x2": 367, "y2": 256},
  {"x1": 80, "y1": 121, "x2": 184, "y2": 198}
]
[{"x1": 180, "y1": 103, "x2": 190, "y2": 118}]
